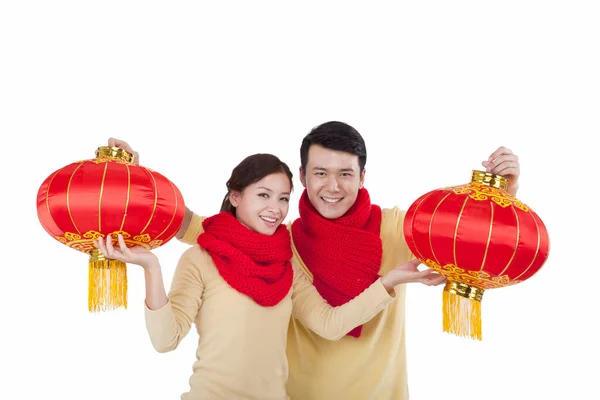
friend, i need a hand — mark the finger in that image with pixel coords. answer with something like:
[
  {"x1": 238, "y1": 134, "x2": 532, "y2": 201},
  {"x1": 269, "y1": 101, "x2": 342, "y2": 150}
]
[
  {"x1": 406, "y1": 259, "x2": 422, "y2": 269},
  {"x1": 98, "y1": 236, "x2": 118, "y2": 260},
  {"x1": 491, "y1": 165, "x2": 519, "y2": 178},
  {"x1": 486, "y1": 154, "x2": 517, "y2": 172},
  {"x1": 105, "y1": 234, "x2": 116, "y2": 255},
  {"x1": 487, "y1": 146, "x2": 513, "y2": 163},
  {"x1": 488, "y1": 154, "x2": 518, "y2": 169},
  {"x1": 96, "y1": 236, "x2": 107, "y2": 255},
  {"x1": 426, "y1": 275, "x2": 447, "y2": 286},
  {"x1": 413, "y1": 269, "x2": 436, "y2": 280},
  {"x1": 107, "y1": 138, "x2": 134, "y2": 153},
  {"x1": 132, "y1": 151, "x2": 140, "y2": 165},
  {"x1": 117, "y1": 234, "x2": 132, "y2": 257},
  {"x1": 417, "y1": 272, "x2": 444, "y2": 284}
]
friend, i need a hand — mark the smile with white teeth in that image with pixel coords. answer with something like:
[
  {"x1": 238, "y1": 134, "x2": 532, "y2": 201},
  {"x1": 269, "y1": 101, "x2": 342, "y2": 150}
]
[
  {"x1": 321, "y1": 197, "x2": 342, "y2": 203},
  {"x1": 260, "y1": 216, "x2": 277, "y2": 223}
]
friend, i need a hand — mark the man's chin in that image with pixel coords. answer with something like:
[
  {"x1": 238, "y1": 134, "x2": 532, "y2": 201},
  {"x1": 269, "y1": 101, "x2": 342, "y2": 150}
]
[{"x1": 315, "y1": 205, "x2": 348, "y2": 220}]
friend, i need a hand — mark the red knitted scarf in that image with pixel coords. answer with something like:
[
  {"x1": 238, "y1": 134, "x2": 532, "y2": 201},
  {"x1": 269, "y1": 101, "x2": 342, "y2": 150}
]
[
  {"x1": 197, "y1": 212, "x2": 293, "y2": 307},
  {"x1": 291, "y1": 188, "x2": 383, "y2": 338}
]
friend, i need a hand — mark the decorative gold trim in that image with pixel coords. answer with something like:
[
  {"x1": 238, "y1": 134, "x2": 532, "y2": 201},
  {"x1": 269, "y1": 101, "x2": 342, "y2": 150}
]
[
  {"x1": 445, "y1": 182, "x2": 529, "y2": 212},
  {"x1": 95, "y1": 146, "x2": 134, "y2": 164},
  {"x1": 471, "y1": 170, "x2": 508, "y2": 190},
  {"x1": 444, "y1": 281, "x2": 484, "y2": 302},
  {"x1": 56, "y1": 230, "x2": 164, "y2": 253},
  {"x1": 423, "y1": 259, "x2": 522, "y2": 289}
]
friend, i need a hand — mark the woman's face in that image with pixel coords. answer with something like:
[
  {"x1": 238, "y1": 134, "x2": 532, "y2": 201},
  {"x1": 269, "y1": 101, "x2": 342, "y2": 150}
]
[{"x1": 229, "y1": 172, "x2": 291, "y2": 235}]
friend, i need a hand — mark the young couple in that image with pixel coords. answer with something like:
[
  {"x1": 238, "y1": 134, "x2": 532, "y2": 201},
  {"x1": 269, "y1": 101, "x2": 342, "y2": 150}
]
[{"x1": 99, "y1": 121, "x2": 521, "y2": 399}]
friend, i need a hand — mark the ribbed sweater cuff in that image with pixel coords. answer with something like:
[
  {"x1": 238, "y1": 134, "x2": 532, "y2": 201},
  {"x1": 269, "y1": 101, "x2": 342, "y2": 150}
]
[{"x1": 180, "y1": 213, "x2": 204, "y2": 245}]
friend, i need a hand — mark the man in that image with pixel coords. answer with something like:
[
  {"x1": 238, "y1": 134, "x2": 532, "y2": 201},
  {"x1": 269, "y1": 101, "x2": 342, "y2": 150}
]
[{"x1": 110, "y1": 121, "x2": 520, "y2": 399}]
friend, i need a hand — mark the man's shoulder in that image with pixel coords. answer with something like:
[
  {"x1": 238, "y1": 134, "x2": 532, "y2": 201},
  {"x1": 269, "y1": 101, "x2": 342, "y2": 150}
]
[
  {"x1": 380, "y1": 206, "x2": 415, "y2": 265},
  {"x1": 381, "y1": 206, "x2": 407, "y2": 225},
  {"x1": 380, "y1": 206, "x2": 409, "y2": 244}
]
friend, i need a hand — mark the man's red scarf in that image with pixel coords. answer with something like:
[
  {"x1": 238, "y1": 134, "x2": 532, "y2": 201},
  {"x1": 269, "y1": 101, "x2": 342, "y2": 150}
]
[
  {"x1": 291, "y1": 188, "x2": 383, "y2": 337},
  {"x1": 197, "y1": 212, "x2": 293, "y2": 307}
]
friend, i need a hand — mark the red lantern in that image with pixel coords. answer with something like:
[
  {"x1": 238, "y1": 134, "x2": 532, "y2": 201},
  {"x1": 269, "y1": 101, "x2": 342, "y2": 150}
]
[
  {"x1": 403, "y1": 170, "x2": 550, "y2": 340},
  {"x1": 37, "y1": 146, "x2": 185, "y2": 312}
]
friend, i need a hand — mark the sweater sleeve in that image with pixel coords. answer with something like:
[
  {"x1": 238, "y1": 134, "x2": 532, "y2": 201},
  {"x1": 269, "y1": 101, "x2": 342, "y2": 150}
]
[
  {"x1": 144, "y1": 247, "x2": 205, "y2": 353},
  {"x1": 179, "y1": 213, "x2": 206, "y2": 246},
  {"x1": 290, "y1": 262, "x2": 395, "y2": 340}
]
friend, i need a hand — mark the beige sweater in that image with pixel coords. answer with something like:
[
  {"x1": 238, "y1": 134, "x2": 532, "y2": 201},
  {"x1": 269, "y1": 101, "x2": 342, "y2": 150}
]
[
  {"x1": 144, "y1": 242, "x2": 395, "y2": 400},
  {"x1": 286, "y1": 207, "x2": 414, "y2": 399},
  {"x1": 180, "y1": 207, "x2": 414, "y2": 399}
]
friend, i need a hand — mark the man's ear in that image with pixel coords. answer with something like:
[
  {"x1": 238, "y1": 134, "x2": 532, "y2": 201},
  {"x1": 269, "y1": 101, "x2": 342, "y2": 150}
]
[
  {"x1": 299, "y1": 167, "x2": 307, "y2": 188},
  {"x1": 359, "y1": 168, "x2": 366, "y2": 189}
]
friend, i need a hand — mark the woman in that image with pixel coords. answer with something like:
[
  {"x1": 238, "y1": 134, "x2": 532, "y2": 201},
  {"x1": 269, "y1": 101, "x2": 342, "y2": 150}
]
[{"x1": 95, "y1": 153, "x2": 426, "y2": 400}]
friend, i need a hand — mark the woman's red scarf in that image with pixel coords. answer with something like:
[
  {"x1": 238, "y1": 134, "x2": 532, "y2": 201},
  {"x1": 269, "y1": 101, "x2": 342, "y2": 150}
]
[
  {"x1": 197, "y1": 212, "x2": 293, "y2": 307},
  {"x1": 291, "y1": 188, "x2": 383, "y2": 337}
]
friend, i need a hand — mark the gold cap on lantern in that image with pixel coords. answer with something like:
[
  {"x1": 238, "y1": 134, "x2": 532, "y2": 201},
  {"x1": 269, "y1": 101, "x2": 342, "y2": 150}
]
[
  {"x1": 95, "y1": 146, "x2": 135, "y2": 163},
  {"x1": 471, "y1": 170, "x2": 508, "y2": 190}
]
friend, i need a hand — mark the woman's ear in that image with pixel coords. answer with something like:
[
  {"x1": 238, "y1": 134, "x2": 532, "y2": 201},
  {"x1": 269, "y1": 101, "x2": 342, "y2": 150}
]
[{"x1": 229, "y1": 191, "x2": 241, "y2": 207}]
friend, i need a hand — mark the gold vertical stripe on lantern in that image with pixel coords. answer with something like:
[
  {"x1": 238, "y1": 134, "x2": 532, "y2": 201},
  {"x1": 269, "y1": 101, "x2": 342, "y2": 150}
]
[{"x1": 88, "y1": 248, "x2": 128, "y2": 312}]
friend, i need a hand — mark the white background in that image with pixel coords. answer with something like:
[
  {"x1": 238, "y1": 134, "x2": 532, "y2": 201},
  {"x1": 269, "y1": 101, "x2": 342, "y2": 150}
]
[{"x1": 1, "y1": 1, "x2": 598, "y2": 399}]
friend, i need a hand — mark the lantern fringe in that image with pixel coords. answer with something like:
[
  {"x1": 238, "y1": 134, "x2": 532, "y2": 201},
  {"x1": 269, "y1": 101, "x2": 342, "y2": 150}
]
[
  {"x1": 88, "y1": 258, "x2": 128, "y2": 312},
  {"x1": 443, "y1": 290, "x2": 482, "y2": 340}
]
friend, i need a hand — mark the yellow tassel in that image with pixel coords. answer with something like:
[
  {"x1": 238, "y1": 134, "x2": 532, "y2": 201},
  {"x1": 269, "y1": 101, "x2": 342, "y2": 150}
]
[
  {"x1": 88, "y1": 249, "x2": 128, "y2": 312},
  {"x1": 442, "y1": 281, "x2": 484, "y2": 341}
]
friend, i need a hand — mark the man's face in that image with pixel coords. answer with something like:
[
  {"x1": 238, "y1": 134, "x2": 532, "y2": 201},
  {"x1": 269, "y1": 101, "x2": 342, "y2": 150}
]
[{"x1": 300, "y1": 144, "x2": 365, "y2": 219}]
